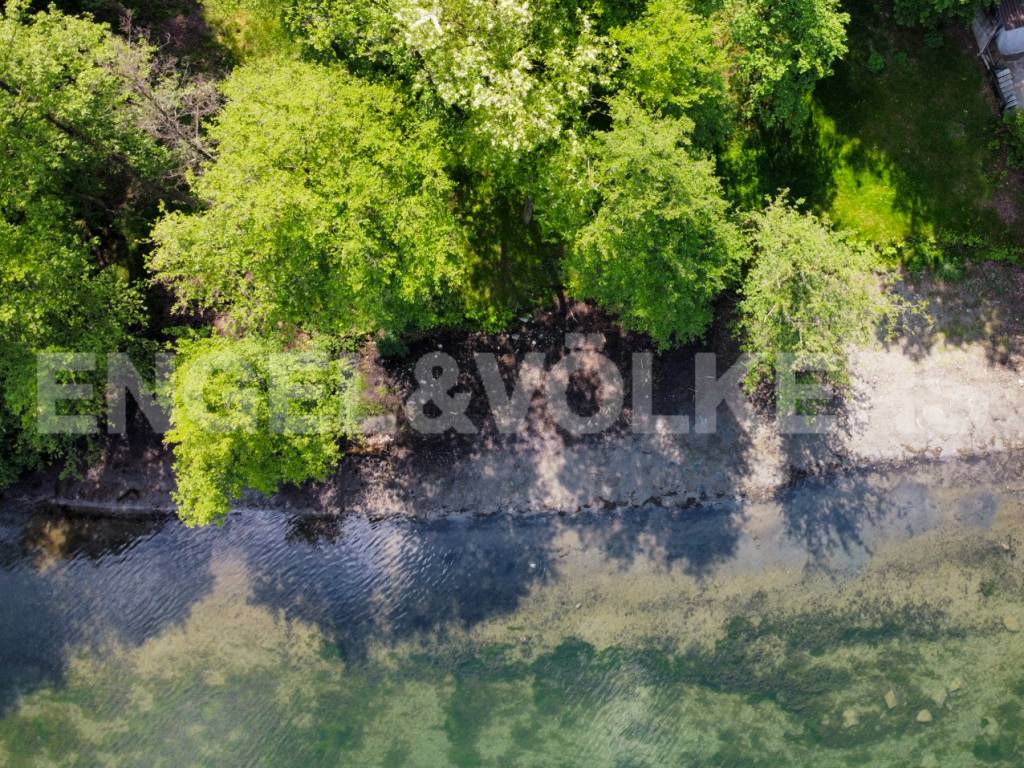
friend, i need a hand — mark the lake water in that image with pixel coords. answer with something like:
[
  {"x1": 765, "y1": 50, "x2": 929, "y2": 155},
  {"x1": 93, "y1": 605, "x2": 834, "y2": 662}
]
[{"x1": 2, "y1": 455, "x2": 1024, "y2": 766}]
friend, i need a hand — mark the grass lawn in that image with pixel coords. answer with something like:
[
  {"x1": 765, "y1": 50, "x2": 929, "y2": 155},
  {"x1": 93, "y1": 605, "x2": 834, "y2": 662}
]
[{"x1": 722, "y1": 0, "x2": 1024, "y2": 264}]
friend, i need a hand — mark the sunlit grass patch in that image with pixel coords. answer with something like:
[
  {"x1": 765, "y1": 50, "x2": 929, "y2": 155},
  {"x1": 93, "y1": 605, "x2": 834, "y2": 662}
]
[
  {"x1": 722, "y1": 0, "x2": 1024, "y2": 269},
  {"x1": 816, "y1": 3, "x2": 1011, "y2": 245}
]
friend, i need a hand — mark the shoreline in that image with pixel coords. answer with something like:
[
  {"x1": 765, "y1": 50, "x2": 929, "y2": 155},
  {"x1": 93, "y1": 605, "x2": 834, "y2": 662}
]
[
  {"x1": 16, "y1": 448, "x2": 1024, "y2": 524},
  {"x1": 6, "y1": 263, "x2": 1024, "y2": 523}
]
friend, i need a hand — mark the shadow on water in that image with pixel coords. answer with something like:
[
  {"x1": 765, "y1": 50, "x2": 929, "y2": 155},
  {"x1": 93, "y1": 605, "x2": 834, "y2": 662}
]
[
  {"x1": 774, "y1": 384, "x2": 927, "y2": 573},
  {"x1": 0, "y1": 558, "x2": 67, "y2": 719},
  {"x1": 242, "y1": 514, "x2": 562, "y2": 659},
  {"x1": 0, "y1": 445, "x2": 1013, "y2": 732},
  {"x1": 248, "y1": 498, "x2": 749, "y2": 661},
  {"x1": 779, "y1": 411, "x2": 1005, "y2": 575},
  {"x1": 572, "y1": 502, "x2": 744, "y2": 578},
  {"x1": 0, "y1": 507, "x2": 217, "y2": 716},
  {"x1": 778, "y1": 467, "x2": 923, "y2": 573}
]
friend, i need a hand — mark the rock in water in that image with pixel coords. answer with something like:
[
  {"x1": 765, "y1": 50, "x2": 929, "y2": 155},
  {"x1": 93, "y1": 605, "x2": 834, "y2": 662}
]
[
  {"x1": 916, "y1": 709, "x2": 934, "y2": 724},
  {"x1": 885, "y1": 689, "x2": 898, "y2": 709},
  {"x1": 842, "y1": 708, "x2": 860, "y2": 728},
  {"x1": 1004, "y1": 615, "x2": 1021, "y2": 632}
]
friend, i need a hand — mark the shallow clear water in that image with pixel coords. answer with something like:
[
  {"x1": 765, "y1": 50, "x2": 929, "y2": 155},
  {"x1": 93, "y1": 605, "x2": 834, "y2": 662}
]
[{"x1": 2, "y1": 456, "x2": 1024, "y2": 766}]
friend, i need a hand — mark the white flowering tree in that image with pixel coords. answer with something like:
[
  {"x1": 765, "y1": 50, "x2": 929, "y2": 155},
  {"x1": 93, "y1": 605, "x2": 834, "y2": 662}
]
[
  {"x1": 393, "y1": 0, "x2": 613, "y2": 156},
  {"x1": 285, "y1": 0, "x2": 612, "y2": 159}
]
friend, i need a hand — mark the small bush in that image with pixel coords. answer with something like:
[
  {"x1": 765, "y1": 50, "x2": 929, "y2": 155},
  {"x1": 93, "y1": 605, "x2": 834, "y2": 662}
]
[
  {"x1": 892, "y1": 0, "x2": 979, "y2": 28},
  {"x1": 738, "y1": 198, "x2": 909, "y2": 394},
  {"x1": 867, "y1": 50, "x2": 886, "y2": 74},
  {"x1": 897, "y1": 231, "x2": 1021, "y2": 275},
  {"x1": 375, "y1": 333, "x2": 409, "y2": 360}
]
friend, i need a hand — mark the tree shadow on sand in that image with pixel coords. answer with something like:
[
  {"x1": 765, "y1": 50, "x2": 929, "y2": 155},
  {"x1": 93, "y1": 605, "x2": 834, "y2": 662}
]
[
  {"x1": 247, "y1": 317, "x2": 760, "y2": 653},
  {"x1": 883, "y1": 263, "x2": 1024, "y2": 370},
  {"x1": 774, "y1": 382, "x2": 907, "y2": 573}
]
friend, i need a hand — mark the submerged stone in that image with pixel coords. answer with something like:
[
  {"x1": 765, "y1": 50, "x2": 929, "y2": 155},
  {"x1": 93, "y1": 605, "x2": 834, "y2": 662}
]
[
  {"x1": 843, "y1": 708, "x2": 860, "y2": 728},
  {"x1": 917, "y1": 709, "x2": 934, "y2": 724},
  {"x1": 1003, "y1": 615, "x2": 1021, "y2": 632},
  {"x1": 885, "y1": 689, "x2": 898, "y2": 709}
]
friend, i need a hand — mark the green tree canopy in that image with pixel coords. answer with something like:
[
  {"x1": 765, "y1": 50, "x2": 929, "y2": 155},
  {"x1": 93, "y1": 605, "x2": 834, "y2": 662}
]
[
  {"x1": 0, "y1": 0, "x2": 875, "y2": 521},
  {"x1": 612, "y1": 0, "x2": 730, "y2": 144},
  {"x1": 558, "y1": 98, "x2": 745, "y2": 348},
  {"x1": 0, "y1": 3, "x2": 174, "y2": 257},
  {"x1": 283, "y1": 0, "x2": 613, "y2": 162},
  {"x1": 738, "y1": 198, "x2": 906, "y2": 388},
  {"x1": 150, "y1": 58, "x2": 470, "y2": 339},
  {"x1": 166, "y1": 334, "x2": 363, "y2": 526},
  {"x1": 892, "y1": 0, "x2": 985, "y2": 27},
  {"x1": 0, "y1": 3, "x2": 162, "y2": 482},
  {"x1": 725, "y1": 0, "x2": 848, "y2": 132}
]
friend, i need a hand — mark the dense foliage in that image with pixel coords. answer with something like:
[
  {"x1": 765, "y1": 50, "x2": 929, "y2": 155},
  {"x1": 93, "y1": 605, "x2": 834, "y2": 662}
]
[
  {"x1": 0, "y1": 3, "x2": 161, "y2": 483},
  {"x1": 294, "y1": 0, "x2": 612, "y2": 154},
  {"x1": 610, "y1": 0, "x2": 729, "y2": 142},
  {"x1": 2, "y1": 0, "x2": 951, "y2": 524},
  {"x1": 892, "y1": 0, "x2": 985, "y2": 27},
  {"x1": 726, "y1": 0, "x2": 849, "y2": 132},
  {"x1": 167, "y1": 335, "x2": 363, "y2": 525},
  {"x1": 558, "y1": 99, "x2": 743, "y2": 348},
  {"x1": 151, "y1": 58, "x2": 468, "y2": 338}
]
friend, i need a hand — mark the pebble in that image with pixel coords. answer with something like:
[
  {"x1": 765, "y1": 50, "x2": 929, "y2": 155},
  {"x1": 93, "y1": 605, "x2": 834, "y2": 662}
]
[
  {"x1": 916, "y1": 709, "x2": 934, "y2": 724},
  {"x1": 885, "y1": 689, "x2": 898, "y2": 709},
  {"x1": 575, "y1": 603, "x2": 582, "y2": 610}
]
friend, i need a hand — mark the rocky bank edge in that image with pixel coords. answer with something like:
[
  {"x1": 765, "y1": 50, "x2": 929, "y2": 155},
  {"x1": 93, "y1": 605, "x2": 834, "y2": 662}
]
[{"x1": 8, "y1": 263, "x2": 1024, "y2": 520}]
